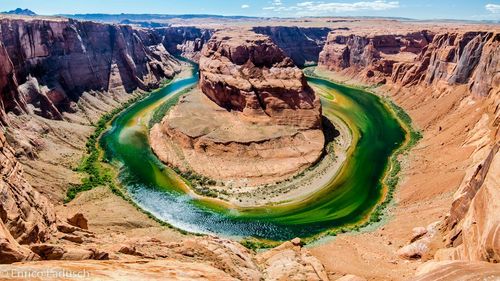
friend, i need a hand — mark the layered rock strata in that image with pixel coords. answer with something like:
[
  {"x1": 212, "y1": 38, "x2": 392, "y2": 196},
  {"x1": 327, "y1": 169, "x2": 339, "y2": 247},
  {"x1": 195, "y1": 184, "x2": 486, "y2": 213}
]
[
  {"x1": 0, "y1": 16, "x2": 182, "y2": 126},
  {"x1": 252, "y1": 26, "x2": 331, "y2": 66},
  {"x1": 319, "y1": 30, "x2": 433, "y2": 83},
  {"x1": 154, "y1": 26, "x2": 213, "y2": 61},
  {"x1": 199, "y1": 30, "x2": 322, "y2": 129},
  {"x1": 318, "y1": 30, "x2": 499, "y2": 97},
  {"x1": 151, "y1": 30, "x2": 324, "y2": 187},
  {"x1": 439, "y1": 144, "x2": 499, "y2": 262},
  {"x1": 317, "y1": 27, "x2": 500, "y2": 280},
  {"x1": 0, "y1": 236, "x2": 329, "y2": 280},
  {"x1": 0, "y1": 131, "x2": 56, "y2": 263}
]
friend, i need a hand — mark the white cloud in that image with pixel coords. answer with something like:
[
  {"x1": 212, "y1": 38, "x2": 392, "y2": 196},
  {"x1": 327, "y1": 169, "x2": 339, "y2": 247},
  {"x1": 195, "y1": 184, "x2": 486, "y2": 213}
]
[
  {"x1": 263, "y1": 0, "x2": 399, "y2": 14},
  {"x1": 264, "y1": 0, "x2": 285, "y2": 10},
  {"x1": 486, "y1": 4, "x2": 500, "y2": 13},
  {"x1": 241, "y1": 4, "x2": 250, "y2": 9},
  {"x1": 297, "y1": 2, "x2": 314, "y2": 7}
]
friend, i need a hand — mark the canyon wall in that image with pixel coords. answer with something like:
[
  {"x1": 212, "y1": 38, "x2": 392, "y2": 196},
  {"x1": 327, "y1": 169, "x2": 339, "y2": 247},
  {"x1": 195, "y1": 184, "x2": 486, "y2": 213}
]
[
  {"x1": 439, "y1": 144, "x2": 499, "y2": 262},
  {"x1": 199, "y1": 30, "x2": 322, "y2": 129},
  {"x1": 154, "y1": 26, "x2": 213, "y2": 61},
  {"x1": 0, "y1": 17, "x2": 336, "y2": 126},
  {"x1": 318, "y1": 30, "x2": 499, "y2": 98},
  {"x1": 252, "y1": 26, "x2": 331, "y2": 66},
  {"x1": 318, "y1": 28, "x2": 499, "y2": 279},
  {"x1": 0, "y1": 17, "x2": 183, "y2": 126},
  {"x1": 319, "y1": 31, "x2": 433, "y2": 80},
  {"x1": 0, "y1": 130, "x2": 56, "y2": 263}
]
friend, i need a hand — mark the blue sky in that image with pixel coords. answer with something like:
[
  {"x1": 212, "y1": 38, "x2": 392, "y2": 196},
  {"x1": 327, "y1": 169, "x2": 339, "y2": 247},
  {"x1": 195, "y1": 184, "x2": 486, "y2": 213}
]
[{"x1": 1, "y1": 0, "x2": 500, "y2": 20}]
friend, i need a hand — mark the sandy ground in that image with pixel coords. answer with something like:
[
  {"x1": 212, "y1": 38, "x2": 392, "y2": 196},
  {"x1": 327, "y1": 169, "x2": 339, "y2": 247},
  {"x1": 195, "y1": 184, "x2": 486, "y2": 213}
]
[{"x1": 56, "y1": 186, "x2": 185, "y2": 243}]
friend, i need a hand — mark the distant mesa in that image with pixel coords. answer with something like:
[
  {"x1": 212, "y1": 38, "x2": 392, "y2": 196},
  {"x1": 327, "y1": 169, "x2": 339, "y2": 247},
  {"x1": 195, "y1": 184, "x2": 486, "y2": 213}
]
[{"x1": 1, "y1": 8, "x2": 37, "y2": 16}]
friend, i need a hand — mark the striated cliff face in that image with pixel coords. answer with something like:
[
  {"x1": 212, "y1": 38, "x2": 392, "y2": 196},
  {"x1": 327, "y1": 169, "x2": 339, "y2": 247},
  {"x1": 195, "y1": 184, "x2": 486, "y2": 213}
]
[
  {"x1": 319, "y1": 31, "x2": 433, "y2": 79},
  {"x1": 318, "y1": 27, "x2": 500, "y2": 280},
  {"x1": 199, "y1": 30, "x2": 322, "y2": 129},
  {"x1": 252, "y1": 26, "x2": 331, "y2": 66},
  {"x1": 154, "y1": 26, "x2": 213, "y2": 61},
  {"x1": 319, "y1": 30, "x2": 499, "y2": 98},
  {"x1": 151, "y1": 30, "x2": 325, "y2": 187},
  {"x1": 391, "y1": 32, "x2": 499, "y2": 97},
  {"x1": 439, "y1": 144, "x2": 499, "y2": 262},
  {"x1": 0, "y1": 131, "x2": 56, "y2": 263},
  {"x1": 0, "y1": 17, "x2": 182, "y2": 126}
]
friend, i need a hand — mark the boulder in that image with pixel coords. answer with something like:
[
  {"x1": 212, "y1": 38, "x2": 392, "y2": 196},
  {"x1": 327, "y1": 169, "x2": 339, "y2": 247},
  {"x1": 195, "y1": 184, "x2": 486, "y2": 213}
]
[{"x1": 67, "y1": 213, "x2": 89, "y2": 230}]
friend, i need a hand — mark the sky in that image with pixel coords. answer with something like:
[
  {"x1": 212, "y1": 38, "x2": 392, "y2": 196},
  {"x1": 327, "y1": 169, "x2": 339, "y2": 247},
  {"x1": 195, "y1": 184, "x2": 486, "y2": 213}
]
[{"x1": 1, "y1": 0, "x2": 500, "y2": 21}]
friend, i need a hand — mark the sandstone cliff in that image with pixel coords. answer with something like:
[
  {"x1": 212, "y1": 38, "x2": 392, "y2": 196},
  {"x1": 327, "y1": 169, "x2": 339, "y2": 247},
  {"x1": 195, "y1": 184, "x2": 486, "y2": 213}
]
[
  {"x1": 0, "y1": 131, "x2": 56, "y2": 263},
  {"x1": 438, "y1": 143, "x2": 499, "y2": 262},
  {"x1": 155, "y1": 26, "x2": 213, "y2": 61},
  {"x1": 199, "y1": 30, "x2": 322, "y2": 129},
  {"x1": 252, "y1": 26, "x2": 331, "y2": 66},
  {"x1": 317, "y1": 27, "x2": 500, "y2": 280},
  {"x1": 0, "y1": 17, "x2": 182, "y2": 126},
  {"x1": 151, "y1": 30, "x2": 325, "y2": 187},
  {"x1": 318, "y1": 30, "x2": 499, "y2": 98},
  {"x1": 319, "y1": 31, "x2": 432, "y2": 74}
]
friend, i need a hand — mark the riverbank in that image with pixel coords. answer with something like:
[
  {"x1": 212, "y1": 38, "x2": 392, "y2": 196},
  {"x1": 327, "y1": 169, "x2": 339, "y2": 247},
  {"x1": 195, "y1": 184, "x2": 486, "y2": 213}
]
[
  {"x1": 149, "y1": 87, "x2": 353, "y2": 208},
  {"x1": 308, "y1": 66, "x2": 493, "y2": 280},
  {"x1": 98, "y1": 61, "x2": 421, "y2": 244}
]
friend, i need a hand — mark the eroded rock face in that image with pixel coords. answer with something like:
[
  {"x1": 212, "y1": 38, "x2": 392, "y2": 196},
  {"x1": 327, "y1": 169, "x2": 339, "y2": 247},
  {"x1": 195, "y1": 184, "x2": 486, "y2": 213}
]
[
  {"x1": 0, "y1": 259, "x2": 240, "y2": 281},
  {"x1": 152, "y1": 30, "x2": 324, "y2": 187},
  {"x1": 0, "y1": 17, "x2": 182, "y2": 125},
  {"x1": 0, "y1": 131, "x2": 56, "y2": 263},
  {"x1": 440, "y1": 144, "x2": 499, "y2": 263},
  {"x1": 392, "y1": 31, "x2": 499, "y2": 97},
  {"x1": 255, "y1": 238, "x2": 329, "y2": 281},
  {"x1": 318, "y1": 30, "x2": 500, "y2": 98},
  {"x1": 0, "y1": 237, "x2": 330, "y2": 281},
  {"x1": 318, "y1": 27, "x2": 500, "y2": 280},
  {"x1": 319, "y1": 31, "x2": 432, "y2": 80},
  {"x1": 412, "y1": 260, "x2": 500, "y2": 281},
  {"x1": 199, "y1": 30, "x2": 322, "y2": 129},
  {"x1": 155, "y1": 26, "x2": 213, "y2": 61},
  {"x1": 252, "y1": 26, "x2": 331, "y2": 66},
  {"x1": 0, "y1": 41, "x2": 28, "y2": 125}
]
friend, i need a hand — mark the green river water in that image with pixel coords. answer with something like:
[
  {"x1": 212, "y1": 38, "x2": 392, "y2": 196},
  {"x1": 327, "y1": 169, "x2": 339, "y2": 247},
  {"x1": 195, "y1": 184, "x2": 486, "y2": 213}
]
[{"x1": 100, "y1": 66, "x2": 407, "y2": 242}]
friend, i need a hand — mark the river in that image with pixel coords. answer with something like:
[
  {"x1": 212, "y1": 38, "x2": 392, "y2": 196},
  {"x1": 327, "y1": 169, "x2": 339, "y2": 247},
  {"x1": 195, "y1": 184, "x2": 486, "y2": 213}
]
[{"x1": 100, "y1": 65, "x2": 406, "y2": 242}]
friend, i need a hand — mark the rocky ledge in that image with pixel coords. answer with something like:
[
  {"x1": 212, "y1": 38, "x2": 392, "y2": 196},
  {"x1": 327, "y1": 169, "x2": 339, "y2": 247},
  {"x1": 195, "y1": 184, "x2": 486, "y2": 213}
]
[{"x1": 151, "y1": 30, "x2": 325, "y2": 187}]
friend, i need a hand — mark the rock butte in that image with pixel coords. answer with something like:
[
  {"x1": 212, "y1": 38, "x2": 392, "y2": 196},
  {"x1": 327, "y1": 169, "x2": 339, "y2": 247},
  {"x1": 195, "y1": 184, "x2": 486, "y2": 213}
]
[
  {"x1": 151, "y1": 30, "x2": 325, "y2": 187},
  {"x1": 0, "y1": 13, "x2": 498, "y2": 280}
]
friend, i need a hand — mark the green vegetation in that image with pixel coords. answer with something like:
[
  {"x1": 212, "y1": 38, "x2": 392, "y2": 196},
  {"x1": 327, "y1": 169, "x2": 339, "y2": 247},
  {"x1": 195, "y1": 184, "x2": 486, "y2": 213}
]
[
  {"x1": 91, "y1": 65, "x2": 422, "y2": 247},
  {"x1": 171, "y1": 166, "x2": 223, "y2": 198},
  {"x1": 384, "y1": 98, "x2": 423, "y2": 147},
  {"x1": 66, "y1": 79, "x2": 206, "y2": 236},
  {"x1": 240, "y1": 239, "x2": 281, "y2": 251},
  {"x1": 66, "y1": 87, "x2": 169, "y2": 202},
  {"x1": 294, "y1": 66, "x2": 424, "y2": 244},
  {"x1": 148, "y1": 86, "x2": 195, "y2": 128}
]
